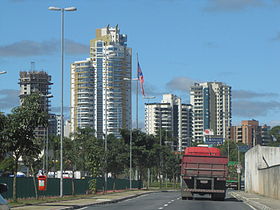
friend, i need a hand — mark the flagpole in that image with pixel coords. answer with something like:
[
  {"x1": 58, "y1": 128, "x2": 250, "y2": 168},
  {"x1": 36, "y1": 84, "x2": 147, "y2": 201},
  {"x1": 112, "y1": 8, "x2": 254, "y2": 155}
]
[{"x1": 136, "y1": 53, "x2": 139, "y2": 130}]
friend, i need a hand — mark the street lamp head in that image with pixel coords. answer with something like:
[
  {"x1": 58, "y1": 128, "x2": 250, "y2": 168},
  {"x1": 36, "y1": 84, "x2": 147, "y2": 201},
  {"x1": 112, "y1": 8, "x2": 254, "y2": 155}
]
[
  {"x1": 0, "y1": 71, "x2": 7, "y2": 75},
  {"x1": 123, "y1": 77, "x2": 138, "y2": 81},
  {"x1": 64, "y1": 7, "x2": 77, "y2": 11},
  {"x1": 48, "y1": 6, "x2": 77, "y2": 12},
  {"x1": 48, "y1": 6, "x2": 61, "y2": 11}
]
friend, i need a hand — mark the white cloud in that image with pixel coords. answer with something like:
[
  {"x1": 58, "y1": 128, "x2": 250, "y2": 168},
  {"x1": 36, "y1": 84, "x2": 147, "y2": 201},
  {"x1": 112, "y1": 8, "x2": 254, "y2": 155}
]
[
  {"x1": 232, "y1": 90, "x2": 279, "y2": 99},
  {"x1": 233, "y1": 100, "x2": 280, "y2": 117},
  {"x1": 166, "y1": 77, "x2": 196, "y2": 92},
  {"x1": 205, "y1": 0, "x2": 264, "y2": 12},
  {"x1": 269, "y1": 120, "x2": 280, "y2": 127},
  {"x1": 0, "y1": 39, "x2": 88, "y2": 57},
  {"x1": 0, "y1": 89, "x2": 20, "y2": 110}
]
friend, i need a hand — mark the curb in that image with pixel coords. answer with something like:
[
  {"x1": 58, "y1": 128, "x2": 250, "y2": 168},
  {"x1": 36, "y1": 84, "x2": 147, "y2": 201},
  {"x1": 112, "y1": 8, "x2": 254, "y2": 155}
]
[
  {"x1": 230, "y1": 191, "x2": 272, "y2": 210},
  {"x1": 60, "y1": 191, "x2": 153, "y2": 210}
]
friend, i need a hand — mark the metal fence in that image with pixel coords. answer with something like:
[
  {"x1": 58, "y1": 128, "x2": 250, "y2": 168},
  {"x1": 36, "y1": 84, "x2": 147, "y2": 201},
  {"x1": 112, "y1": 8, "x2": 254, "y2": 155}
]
[{"x1": 0, "y1": 177, "x2": 142, "y2": 199}]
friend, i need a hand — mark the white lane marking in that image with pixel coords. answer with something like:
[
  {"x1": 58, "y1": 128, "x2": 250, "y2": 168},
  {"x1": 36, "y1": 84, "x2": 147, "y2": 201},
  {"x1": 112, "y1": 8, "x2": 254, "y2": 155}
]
[
  {"x1": 230, "y1": 192, "x2": 259, "y2": 210},
  {"x1": 158, "y1": 197, "x2": 178, "y2": 210},
  {"x1": 245, "y1": 203, "x2": 258, "y2": 210}
]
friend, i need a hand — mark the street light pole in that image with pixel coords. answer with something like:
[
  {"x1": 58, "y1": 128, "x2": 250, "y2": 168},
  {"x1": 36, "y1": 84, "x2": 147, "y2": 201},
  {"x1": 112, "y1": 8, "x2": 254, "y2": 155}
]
[
  {"x1": 123, "y1": 77, "x2": 138, "y2": 189},
  {"x1": 143, "y1": 96, "x2": 156, "y2": 189},
  {"x1": 48, "y1": 6, "x2": 77, "y2": 197}
]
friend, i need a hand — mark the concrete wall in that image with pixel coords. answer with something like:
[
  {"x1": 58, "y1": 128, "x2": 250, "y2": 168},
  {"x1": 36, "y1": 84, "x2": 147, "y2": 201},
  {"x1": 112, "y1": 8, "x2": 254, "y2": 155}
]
[{"x1": 245, "y1": 145, "x2": 280, "y2": 199}]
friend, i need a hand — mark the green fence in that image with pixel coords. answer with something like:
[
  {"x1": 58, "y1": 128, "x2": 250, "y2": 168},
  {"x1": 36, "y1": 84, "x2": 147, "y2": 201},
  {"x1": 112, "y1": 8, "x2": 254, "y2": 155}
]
[{"x1": 0, "y1": 177, "x2": 142, "y2": 199}]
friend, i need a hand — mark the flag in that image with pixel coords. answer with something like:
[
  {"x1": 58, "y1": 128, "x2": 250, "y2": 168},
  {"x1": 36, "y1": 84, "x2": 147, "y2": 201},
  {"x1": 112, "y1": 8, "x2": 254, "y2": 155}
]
[
  {"x1": 203, "y1": 129, "x2": 214, "y2": 136},
  {"x1": 137, "y1": 61, "x2": 145, "y2": 96}
]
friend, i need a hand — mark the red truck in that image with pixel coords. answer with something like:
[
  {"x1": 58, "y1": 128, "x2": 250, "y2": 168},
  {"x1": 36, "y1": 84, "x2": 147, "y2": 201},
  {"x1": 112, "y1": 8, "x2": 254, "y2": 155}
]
[{"x1": 181, "y1": 146, "x2": 228, "y2": 201}]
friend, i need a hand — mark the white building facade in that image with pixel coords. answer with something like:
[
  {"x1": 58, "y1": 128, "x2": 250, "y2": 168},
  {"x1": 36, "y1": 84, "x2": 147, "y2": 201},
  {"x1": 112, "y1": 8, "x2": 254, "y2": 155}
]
[
  {"x1": 70, "y1": 25, "x2": 132, "y2": 139},
  {"x1": 145, "y1": 94, "x2": 192, "y2": 151},
  {"x1": 190, "y1": 82, "x2": 231, "y2": 142}
]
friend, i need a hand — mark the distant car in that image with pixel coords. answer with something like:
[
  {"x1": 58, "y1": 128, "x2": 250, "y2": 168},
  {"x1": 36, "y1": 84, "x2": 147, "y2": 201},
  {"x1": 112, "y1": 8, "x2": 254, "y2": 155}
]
[
  {"x1": 8, "y1": 172, "x2": 26, "y2": 178},
  {"x1": 0, "y1": 183, "x2": 9, "y2": 210}
]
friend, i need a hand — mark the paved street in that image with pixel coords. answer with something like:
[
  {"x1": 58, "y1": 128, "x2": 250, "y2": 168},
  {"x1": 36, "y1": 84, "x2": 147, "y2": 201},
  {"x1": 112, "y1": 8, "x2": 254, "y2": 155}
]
[{"x1": 83, "y1": 191, "x2": 253, "y2": 210}]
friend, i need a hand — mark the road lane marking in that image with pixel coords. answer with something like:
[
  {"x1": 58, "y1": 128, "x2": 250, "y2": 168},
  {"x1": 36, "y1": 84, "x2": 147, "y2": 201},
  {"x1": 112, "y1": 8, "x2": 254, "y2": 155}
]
[
  {"x1": 246, "y1": 203, "x2": 258, "y2": 210},
  {"x1": 164, "y1": 204, "x2": 168, "y2": 206}
]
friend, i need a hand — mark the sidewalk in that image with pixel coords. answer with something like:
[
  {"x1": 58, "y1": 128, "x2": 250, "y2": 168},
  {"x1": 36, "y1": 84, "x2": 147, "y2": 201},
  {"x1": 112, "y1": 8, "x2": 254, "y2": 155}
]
[
  {"x1": 230, "y1": 191, "x2": 280, "y2": 210},
  {"x1": 11, "y1": 190, "x2": 154, "y2": 210}
]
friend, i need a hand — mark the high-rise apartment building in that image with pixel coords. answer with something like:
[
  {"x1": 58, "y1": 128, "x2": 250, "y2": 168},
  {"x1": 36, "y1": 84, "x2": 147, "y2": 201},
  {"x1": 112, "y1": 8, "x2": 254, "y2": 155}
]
[
  {"x1": 19, "y1": 71, "x2": 53, "y2": 139},
  {"x1": 190, "y1": 82, "x2": 231, "y2": 142},
  {"x1": 71, "y1": 25, "x2": 132, "y2": 139},
  {"x1": 145, "y1": 94, "x2": 192, "y2": 151},
  {"x1": 48, "y1": 113, "x2": 58, "y2": 136},
  {"x1": 230, "y1": 120, "x2": 272, "y2": 147},
  {"x1": 261, "y1": 124, "x2": 273, "y2": 146}
]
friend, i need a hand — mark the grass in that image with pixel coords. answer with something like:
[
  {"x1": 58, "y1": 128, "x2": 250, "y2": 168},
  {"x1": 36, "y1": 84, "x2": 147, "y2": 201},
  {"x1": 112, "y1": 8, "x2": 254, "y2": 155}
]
[
  {"x1": 8, "y1": 193, "x2": 96, "y2": 208},
  {"x1": 8, "y1": 189, "x2": 155, "y2": 208}
]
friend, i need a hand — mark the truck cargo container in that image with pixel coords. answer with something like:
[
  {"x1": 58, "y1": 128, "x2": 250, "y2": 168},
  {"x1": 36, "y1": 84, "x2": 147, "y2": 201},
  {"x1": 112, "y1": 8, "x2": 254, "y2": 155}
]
[{"x1": 181, "y1": 147, "x2": 228, "y2": 200}]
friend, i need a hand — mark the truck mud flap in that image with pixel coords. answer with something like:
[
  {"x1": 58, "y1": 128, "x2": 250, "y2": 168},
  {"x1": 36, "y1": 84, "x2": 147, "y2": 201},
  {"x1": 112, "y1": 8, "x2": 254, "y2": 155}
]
[{"x1": 181, "y1": 178, "x2": 192, "y2": 199}]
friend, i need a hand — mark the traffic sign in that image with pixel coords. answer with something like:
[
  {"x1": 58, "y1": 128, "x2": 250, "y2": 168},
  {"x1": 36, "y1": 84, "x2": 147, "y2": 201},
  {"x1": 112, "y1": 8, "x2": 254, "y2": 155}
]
[
  {"x1": 205, "y1": 137, "x2": 224, "y2": 145},
  {"x1": 238, "y1": 145, "x2": 250, "y2": 152}
]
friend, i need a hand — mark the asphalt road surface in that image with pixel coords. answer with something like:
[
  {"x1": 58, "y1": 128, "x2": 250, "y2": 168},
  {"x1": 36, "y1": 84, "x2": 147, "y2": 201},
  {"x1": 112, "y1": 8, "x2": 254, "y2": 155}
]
[{"x1": 81, "y1": 191, "x2": 253, "y2": 210}]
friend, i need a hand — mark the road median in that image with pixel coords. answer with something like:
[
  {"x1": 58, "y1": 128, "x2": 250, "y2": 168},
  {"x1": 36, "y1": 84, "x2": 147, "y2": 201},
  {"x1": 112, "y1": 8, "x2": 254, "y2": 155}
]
[{"x1": 10, "y1": 189, "x2": 155, "y2": 210}]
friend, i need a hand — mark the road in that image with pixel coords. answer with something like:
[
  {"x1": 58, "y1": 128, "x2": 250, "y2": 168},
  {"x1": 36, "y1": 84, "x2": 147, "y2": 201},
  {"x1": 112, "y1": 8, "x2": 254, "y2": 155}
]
[{"x1": 81, "y1": 191, "x2": 253, "y2": 210}]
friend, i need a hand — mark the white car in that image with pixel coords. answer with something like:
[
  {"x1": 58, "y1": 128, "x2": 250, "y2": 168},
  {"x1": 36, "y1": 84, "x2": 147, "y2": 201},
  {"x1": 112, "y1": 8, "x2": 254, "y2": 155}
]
[{"x1": 0, "y1": 183, "x2": 9, "y2": 210}]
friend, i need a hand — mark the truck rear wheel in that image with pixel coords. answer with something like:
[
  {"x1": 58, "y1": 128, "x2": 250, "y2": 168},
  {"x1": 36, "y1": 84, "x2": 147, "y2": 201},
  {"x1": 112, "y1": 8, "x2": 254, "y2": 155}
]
[
  {"x1": 182, "y1": 196, "x2": 193, "y2": 200},
  {"x1": 211, "y1": 193, "x2": 225, "y2": 201}
]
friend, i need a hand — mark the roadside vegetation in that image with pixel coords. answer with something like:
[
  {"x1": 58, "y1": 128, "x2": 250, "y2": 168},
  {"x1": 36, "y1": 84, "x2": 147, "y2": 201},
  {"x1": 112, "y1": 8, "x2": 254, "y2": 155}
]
[{"x1": 0, "y1": 93, "x2": 180, "y2": 202}]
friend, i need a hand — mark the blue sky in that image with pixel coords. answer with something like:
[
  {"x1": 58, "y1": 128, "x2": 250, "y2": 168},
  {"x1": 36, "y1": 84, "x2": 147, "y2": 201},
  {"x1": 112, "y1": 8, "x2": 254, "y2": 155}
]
[{"x1": 1, "y1": 0, "x2": 280, "y2": 128}]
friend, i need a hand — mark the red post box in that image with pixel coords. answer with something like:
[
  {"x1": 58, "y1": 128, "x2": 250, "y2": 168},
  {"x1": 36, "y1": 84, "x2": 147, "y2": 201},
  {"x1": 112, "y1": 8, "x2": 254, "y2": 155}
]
[{"x1": 38, "y1": 175, "x2": 47, "y2": 191}]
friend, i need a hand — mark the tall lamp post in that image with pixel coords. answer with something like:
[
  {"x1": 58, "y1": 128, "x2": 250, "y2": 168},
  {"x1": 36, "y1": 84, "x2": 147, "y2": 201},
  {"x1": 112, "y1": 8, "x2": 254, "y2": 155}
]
[
  {"x1": 123, "y1": 77, "x2": 138, "y2": 189},
  {"x1": 48, "y1": 6, "x2": 77, "y2": 197},
  {"x1": 143, "y1": 96, "x2": 156, "y2": 189}
]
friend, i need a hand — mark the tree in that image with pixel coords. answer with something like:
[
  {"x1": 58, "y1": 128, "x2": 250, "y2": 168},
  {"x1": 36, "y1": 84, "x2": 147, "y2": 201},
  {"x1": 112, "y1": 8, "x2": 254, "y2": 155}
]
[
  {"x1": 0, "y1": 113, "x2": 7, "y2": 161},
  {"x1": 64, "y1": 136, "x2": 78, "y2": 195},
  {"x1": 48, "y1": 135, "x2": 60, "y2": 172},
  {"x1": 269, "y1": 126, "x2": 280, "y2": 144},
  {"x1": 22, "y1": 140, "x2": 42, "y2": 200},
  {"x1": 70, "y1": 127, "x2": 104, "y2": 193},
  {"x1": 106, "y1": 134, "x2": 128, "y2": 178},
  {"x1": 216, "y1": 140, "x2": 246, "y2": 165},
  {"x1": 1, "y1": 93, "x2": 48, "y2": 201},
  {"x1": 162, "y1": 146, "x2": 180, "y2": 181}
]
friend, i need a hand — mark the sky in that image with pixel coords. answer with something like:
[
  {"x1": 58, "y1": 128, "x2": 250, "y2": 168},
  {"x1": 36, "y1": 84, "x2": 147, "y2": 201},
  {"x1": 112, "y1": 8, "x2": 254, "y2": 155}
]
[{"x1": 1, "y1": 0, "x2": 280, "y2": 128}]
